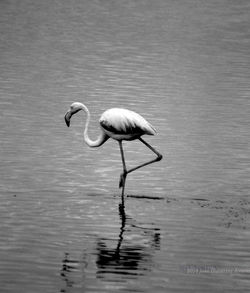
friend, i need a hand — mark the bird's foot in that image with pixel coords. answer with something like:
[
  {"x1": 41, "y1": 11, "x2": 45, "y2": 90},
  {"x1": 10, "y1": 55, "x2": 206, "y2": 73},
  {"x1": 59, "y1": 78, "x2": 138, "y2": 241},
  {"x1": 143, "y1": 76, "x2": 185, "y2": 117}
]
[{"x1": 119, "y1": 173, "x2": 127, "y2": 188}]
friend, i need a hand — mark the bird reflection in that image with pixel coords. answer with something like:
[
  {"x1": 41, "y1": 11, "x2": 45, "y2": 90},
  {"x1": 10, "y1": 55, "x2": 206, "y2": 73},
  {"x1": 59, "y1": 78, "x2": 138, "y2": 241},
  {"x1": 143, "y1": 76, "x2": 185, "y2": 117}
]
[
  {"x1": 60, "y1": 252, "x2": 80, "y2": 293},
  {"x1": 96, "y1": 203, "x2": 160, "y2": 277}
]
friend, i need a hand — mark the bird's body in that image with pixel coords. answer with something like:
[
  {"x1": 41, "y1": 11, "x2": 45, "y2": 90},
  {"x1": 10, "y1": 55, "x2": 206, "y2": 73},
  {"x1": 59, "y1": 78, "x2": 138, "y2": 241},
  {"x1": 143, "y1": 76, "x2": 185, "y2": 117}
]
[
  {"x1": 99, "y1": 108, "x2": 156, "y2": 141},
  {"x1": 65, "y1": 102, "x2": 162, "y2": 201}
]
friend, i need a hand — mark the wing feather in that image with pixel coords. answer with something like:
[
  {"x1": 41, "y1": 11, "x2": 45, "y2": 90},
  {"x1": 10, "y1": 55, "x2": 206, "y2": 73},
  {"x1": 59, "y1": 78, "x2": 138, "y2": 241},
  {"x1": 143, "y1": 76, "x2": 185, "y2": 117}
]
[{"x1": 99, "y1": 108, "x2": 156, "y2": 136}]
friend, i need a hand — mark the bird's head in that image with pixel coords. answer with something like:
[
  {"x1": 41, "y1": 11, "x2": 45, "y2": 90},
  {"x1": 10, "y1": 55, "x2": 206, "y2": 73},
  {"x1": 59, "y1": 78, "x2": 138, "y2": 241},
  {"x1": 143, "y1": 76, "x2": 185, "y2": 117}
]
[{"x1": 64, "y1": 102, "x2": 84, "y2": 127}]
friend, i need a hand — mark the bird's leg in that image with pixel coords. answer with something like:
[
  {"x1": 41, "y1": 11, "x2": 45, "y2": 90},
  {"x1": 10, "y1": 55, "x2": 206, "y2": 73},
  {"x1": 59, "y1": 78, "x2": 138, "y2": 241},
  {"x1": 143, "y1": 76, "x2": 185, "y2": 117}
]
[
  {"x1": 119, "y1": 173, "x2": 127, "y2": 189},
  {"x1": 126, "y1": 137, "x2": 162, "y2": 175},
  {"x1": 118, "y1": 141, "x2": 127, "y2": 198}
]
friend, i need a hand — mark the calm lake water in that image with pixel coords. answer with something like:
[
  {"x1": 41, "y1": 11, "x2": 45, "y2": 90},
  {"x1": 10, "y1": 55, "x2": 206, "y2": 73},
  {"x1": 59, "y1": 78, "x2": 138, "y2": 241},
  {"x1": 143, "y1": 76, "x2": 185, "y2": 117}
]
[{"x1": 1, "y1": 0, "x2": 250, "y2": 292}]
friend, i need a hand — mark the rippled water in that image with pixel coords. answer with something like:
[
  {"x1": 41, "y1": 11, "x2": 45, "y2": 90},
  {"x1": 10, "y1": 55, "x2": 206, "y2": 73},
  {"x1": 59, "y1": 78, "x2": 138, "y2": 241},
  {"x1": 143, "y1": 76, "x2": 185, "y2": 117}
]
[{"x1": 1, "y1": 0, "x2": 250, "y2": 292}]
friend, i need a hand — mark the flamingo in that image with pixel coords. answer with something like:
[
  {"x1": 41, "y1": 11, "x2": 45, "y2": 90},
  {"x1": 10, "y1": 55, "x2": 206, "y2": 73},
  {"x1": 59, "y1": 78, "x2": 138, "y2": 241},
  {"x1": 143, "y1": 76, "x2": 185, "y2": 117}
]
[{"x1": 64, "y1": 102, "x2": 162, "y2": 200}]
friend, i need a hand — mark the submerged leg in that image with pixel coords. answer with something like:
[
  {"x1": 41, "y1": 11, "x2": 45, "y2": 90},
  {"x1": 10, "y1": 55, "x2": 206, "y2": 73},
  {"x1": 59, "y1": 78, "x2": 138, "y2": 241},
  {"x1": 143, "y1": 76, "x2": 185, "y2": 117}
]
[
  {"x1": 118, "y1": 141, "x2": 127, "y2": 200},
  {"x1": 126, "y1": 137, "x2": 162, "y2": 175}
]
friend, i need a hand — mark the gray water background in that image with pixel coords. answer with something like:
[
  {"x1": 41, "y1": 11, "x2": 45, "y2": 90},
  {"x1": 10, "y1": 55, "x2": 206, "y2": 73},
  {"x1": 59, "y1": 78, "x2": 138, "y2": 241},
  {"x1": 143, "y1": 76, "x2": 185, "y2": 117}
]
[{"x1": 1, "y1": 0, "x2": 250, "y2": 292}]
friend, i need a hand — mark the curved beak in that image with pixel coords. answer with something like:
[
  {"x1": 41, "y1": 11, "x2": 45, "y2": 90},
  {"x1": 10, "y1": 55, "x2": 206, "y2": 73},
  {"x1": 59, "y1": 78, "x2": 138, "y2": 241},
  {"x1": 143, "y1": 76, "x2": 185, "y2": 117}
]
[{"x1": 64, "y1": 110, "x2": 72, "y2": 127}]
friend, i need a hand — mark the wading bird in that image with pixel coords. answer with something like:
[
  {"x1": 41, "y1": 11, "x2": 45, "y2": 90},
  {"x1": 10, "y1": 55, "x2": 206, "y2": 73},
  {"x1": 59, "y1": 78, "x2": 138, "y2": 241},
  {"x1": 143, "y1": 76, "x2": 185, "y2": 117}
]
[{"x1": 64, "y1": 102, "x2": 162, "y2": 201}]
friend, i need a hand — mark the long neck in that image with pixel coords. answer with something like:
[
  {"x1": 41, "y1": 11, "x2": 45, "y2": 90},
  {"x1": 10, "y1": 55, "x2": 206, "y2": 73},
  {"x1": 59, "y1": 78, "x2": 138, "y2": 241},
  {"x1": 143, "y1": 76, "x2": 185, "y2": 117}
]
[{"x1": 80, "y1": 104, "x2": 108, "y2": 148}]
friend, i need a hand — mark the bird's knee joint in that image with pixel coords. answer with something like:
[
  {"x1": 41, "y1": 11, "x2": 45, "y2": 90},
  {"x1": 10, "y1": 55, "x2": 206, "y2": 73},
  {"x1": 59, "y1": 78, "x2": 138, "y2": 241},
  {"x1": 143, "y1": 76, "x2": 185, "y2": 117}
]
[
  {"x1": 156, "y1": 154, "x2": 163, "y2": 161},
  {"x1": 119, "y1": 172, "x2": 127, "y2": 189},
  {"x1": 120, "y1": 171, "x2": 127, "y2": 180}
]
